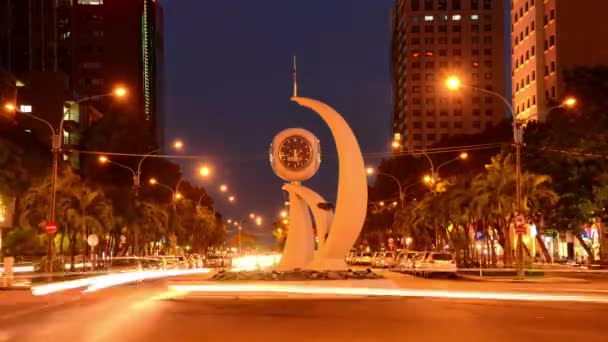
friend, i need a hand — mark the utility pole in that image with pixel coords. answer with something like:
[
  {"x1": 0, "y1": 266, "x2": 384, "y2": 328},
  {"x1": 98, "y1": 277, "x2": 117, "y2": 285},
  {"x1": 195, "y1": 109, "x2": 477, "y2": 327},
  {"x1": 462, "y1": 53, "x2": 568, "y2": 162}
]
[{"x1": 514, "y1": 122, "x2": 525, "y2": 279}]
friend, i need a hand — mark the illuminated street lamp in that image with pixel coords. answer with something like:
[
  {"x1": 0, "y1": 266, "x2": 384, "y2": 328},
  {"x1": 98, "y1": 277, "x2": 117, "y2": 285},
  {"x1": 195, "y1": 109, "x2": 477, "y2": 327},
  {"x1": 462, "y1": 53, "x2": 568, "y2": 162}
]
[
  {"x1": 219, "y1": 184, "x2": 228, "y2": 192},
  {"x1": 255, "y1": 216, "x2": 262, "y2": 226},
  {"x1": 249, "y1": 213, "x2": 255, "y2": 219},
  {"x1": 227, "y1": 219, "x2": 232, "y2": 224},
  {"x1": 173, "y1": 140, "x2": 184, "y2": 150},
  {"x1": 379, "y1": 201, "x2": 385, "y2": 207},
  {"x1": 280, "y1": 210, "x2": 288, "y2": 218},
  {"x1": 199, "y1": 166, "x2": 211, "y2": 177},
  {"x1": 391, "y1": 140, "x2": 401, "y2": 150},
  {"x1": 282, "y1": 219, "x2": 289, "y2": 225},
  {"x1": 228, "y1": 196, "x2": 236, "y2": 203},
  {"x1": 563, "y1": 96, "x2": 577, "y2": 108},
  {"x1": 423, "y1": 174, "x2": 433, "y2": 184},
  {"x1": 3, "y1": 86, "x2": 127, "y2": 273}
]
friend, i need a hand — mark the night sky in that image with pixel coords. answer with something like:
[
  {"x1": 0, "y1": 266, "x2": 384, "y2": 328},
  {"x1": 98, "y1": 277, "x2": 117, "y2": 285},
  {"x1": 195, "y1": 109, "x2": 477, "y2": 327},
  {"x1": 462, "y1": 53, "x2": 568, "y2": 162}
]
[{"x1": 161, "y1": 0, "x2": 394, "y2": 243}]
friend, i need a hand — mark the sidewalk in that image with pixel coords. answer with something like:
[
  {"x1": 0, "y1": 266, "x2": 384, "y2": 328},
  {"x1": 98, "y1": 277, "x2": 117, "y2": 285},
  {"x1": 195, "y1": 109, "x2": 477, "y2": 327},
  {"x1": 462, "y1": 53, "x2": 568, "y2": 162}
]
[{"x1": 458, "y1": 274, "x2": 590, "y2": 283}]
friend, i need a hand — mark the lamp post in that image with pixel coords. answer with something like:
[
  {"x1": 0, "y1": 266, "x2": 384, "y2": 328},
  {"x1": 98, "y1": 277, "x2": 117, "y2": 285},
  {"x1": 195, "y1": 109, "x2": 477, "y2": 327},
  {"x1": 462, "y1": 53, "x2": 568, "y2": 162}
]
[
  {"x1": 445, "y1": 75, "x2": 576, "y2": 279},
  {"x1": 4, "y1": 87, "x2": 126, "y2": 273}
]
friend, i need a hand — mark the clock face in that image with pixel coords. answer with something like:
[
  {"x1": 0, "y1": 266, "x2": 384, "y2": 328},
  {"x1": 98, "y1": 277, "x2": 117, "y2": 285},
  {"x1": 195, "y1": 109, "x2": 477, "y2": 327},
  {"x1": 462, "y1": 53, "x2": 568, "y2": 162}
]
[{"x1": 278, "y1": 135, "x2": 313, "y2": 170}]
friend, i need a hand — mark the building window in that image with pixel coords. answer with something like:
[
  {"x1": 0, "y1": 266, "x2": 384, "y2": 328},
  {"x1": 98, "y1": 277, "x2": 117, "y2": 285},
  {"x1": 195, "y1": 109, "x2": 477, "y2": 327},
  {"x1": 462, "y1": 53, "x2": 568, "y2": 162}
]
[
  {"x1": 425, "y1": 62, "x2": 435, "y2": 69},
  {"x1": 532, "y1": 95, "x2": 536, "y2": 105},
  {"x1": 440, "y1": 109, "x2": 449, "y2": 116},
  {"x1": 411, "y1": 37, "x2": 421, "y2": 45},
  {"x1": 485, "y1": 121, "x2": 494, "y2": 129},
  {"x1": 425, "y1": 51, "x2": 434, "y2": 57},
  {"x1": 438, "y1": 0, "x2": 447, "y2": 10},
  {"x1": 471, "y1": 0, "x2": 479, "y2": 10},
  {"x1": 473, "y1": 121, "x2": 481, "y2": 128},
  {"x1": 532, "y1": 70, "x2": 536, "y2": 80},
  {"x1": 473, "y1": 108, "x2": 480, "y2": 116},
  {"x1": 472, "y1": 24, "x2": 480, "y2": 32},
  {"x1": 439, "y1": 49, "x2": 448, "y2": 56},
  {"x1": 413, "y1": 134, "x2": 422, "y2": 141},
  {"x1": 413, "y1": 110, "x2": 422, "y2": 117},
  {"x1": 453, "y1": 61, "x2": 462, "y2": 68},
  {"x1": 484, "y1": 60, "x2": 492, "y2": 68},
  {"x1": 425, "y1": 25, "x2": 434, "y2": 33},
  {"x1": 412, "y1": 98, "x2": 422, "y2": 104},
  {"x1": 454, "y1": 122, "x2": 463, "y2": 129},
  {"x1": 425, "y1": 86, "x2": 435, "y2": 93},
  {"x1": 425, "y1": 74, "x2": 435, "y2": 81},
  {"x1": 545, "y1": 65, "x2": 549, "y2": 76},
  {"x1": 483, "y1": 0, "x2": 491, "y2": 9},
  {"x1": 452, "y1": 0, "x2": 461, "y2": 10},
  {"x1": 485, "y1": 109, "x2": 493, "y2": 116},
  {"x1": 411, "y1": 62, "x2": 421, "y2": 69},
  {"x1": 525, "y1": 51, "x2": 529, "y2": 60},
  {"x1": 412, "y1": 50, "x2": 421, "y2": 57},
  {"x1": 426, "y1": 122, "x2": 436, "y2": 129},
  {"x1": 549, "y1": 35, "x2": 555, "y2": 47},
  {"x1": 427, "y1": 134, "x2": 436, "y2": 141},
  {"x1": 472, "y1": 96, "x2": 481, "y2": 104},
  {"x1": 412, "y1": 74, "x2": 421, "y2": 81},
  {"x1": 483, "y1": 36, "x2": 492, "y2": 44},
  {"x1": 452, "y1": 15, "x2": 462, "y2": 21},
  {"x1": 413, "y1": 86, "x2": 421, "y2": 93},
  {"x1": 544, "y1": 15, "x2": 548, "y2": 26},
  {"x1": 413, "y1": 122, "x2": 422, "y2": 128},
  {"x1": 425, "y1": 37, "x2": 434, "y2": 44},
  {"x1": 424, "y1": 15, "x2": 434, "y2": 21},
  {"x1": 484, "y1": 24, "x2": 492, "y2": 32},
  {"x1": 472, "y1": 36, "x2": 480, "y2": 44},
  {"x1": 526, "y1": 75, "x2": 530, "y2": 85},
  {"x1": 426, "y1": 109, "x2": 435, "y2": 116},
  {"x1": 484, "y1": 96, "x2": 493, "y2": 104},
  {"x1": 452, "y1": 25, "x2": 461, "y2": 32},
  {"x1": 452, "y1": 37, "x2": 462, "y2": 44},
  {"x1": 551, "y1": 61, "x2": 556, "y2": 72},
  {"x1": 441, "y1": 133, "x2": 449, "y2": 140},
  {"x1": 483, "y1": 48, "x2": 492, "y2": 56},
  {"x1": 440, "y1": 121, "x2": 449, "y2": 128},
  {"x1": 471, "y1": 14, "x2": 479, "y2": 20},
  {"x1": 454, "y1": 109, "x2": 463, "y2": 116},
  {"x1": 453, "y1": 49, "x2": 462, "y2": 56},
  {"x1": 411, "y1": 0, "x2": 420, "y2": 11},
  {"x1": 424, "y1": 0, "x2": 433, "y2": 10},
  {"x1": 472, "y1": 73, "x2": 479, "y2": 81},
  {"x1": 531, "y1": 46, "x2": 535, "y2": 56},
  {"x1": 439, "y1": 61, "x2": 448, "y2": 69},
  {"x1": 425, "y1": 98, "x2": 435, "y2": 105},
  {"x1": 438, "y1": 25, "x2": 448, "y2": 33},
  {"x1": 472, "y1": 49, "x2": 480, "y2": 56},
  {"x1": 439, "y1": 37, "x2": 448, "y2": 44},
  {"x1": 550, "y1": 9, "x2": 555, "y2": 20}
]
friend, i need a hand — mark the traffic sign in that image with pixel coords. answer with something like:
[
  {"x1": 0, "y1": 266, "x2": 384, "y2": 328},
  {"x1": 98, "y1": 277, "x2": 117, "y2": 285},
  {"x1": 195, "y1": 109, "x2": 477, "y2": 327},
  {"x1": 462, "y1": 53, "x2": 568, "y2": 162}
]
[
  {"x1": 45, "y1": 221, "x2": 58, "y2": 234},
  {"x1": 474, "y1": 230, "x2": 486, "y2": 241},
  {"x1": 87, "y1": 234, "x2": 99, "y2": 247}
]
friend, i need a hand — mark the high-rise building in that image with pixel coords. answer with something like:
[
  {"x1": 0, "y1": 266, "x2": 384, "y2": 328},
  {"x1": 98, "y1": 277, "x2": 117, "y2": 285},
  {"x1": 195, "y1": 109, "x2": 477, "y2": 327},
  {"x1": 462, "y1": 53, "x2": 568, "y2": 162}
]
[
  {"x1": 511, "y1": 0, "x2": 608, "y2": 122},
  {"x1": 0, "y1": 0, "x2": 164, "y2": 152},
  {"x1": 391, "y1": 0, "x2": 506, "y2": 150}
]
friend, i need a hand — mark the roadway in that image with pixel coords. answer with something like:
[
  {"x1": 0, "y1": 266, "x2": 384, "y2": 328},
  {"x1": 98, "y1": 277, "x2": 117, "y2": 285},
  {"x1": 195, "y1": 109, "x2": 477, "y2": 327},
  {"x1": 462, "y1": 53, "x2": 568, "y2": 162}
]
[{"x1": 1, "y1": 273, "x2": 607, "y2": 341}]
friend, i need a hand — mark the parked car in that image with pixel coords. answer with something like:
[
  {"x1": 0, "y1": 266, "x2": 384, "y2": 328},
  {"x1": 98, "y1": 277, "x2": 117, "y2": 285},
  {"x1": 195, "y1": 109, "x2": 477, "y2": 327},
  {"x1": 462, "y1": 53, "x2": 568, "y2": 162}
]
[
  {"x1": 204, "y1": 255, "x2": 225, "y2": 268},
  {"x1": 416, "y1": 252, "x2": 457, "y2": 277},
  {"x1": 357, "y1": 252, "x2": 374, "y2": 266},
  {"x1": 345, "y1": 250, "x2": 357, "y2": 265},
  {"x1": 397, "y1": 251, "x2": 425, "y2": 270},
  {"x1": 374, "y1": 251, "x2": 397, "y2": 268},
  {"x1": 106, "y1": 257, "x2": 143, "y2": 273}
]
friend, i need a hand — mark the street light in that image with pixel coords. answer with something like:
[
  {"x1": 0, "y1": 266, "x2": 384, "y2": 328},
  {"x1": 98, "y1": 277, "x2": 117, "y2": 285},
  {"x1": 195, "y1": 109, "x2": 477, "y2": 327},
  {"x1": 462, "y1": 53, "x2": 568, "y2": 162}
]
[
  {"x1": 391, "y1": 140, "x2": 401, "y2": 150},
  {"x1": 563, "y1": 96, "x2": 577, "y2": 108},
  {"x1": 228, "y1": 196, "x2": 236, "y2": 203},
  {"x1": 173, "y1": 140, "x2": 184, "y2": 150},
  {"x1": 423, "y1": 174, "x2": 433, "y2": 184},
  {"x1": 280, "y1": 210, "x2": 288, "y2": 218},
  {"x1": 3, "y1": 86, "x2": 127, "y2": 273},
  {"x1": 199, "y1": 166, "x2": 211, "y2": 177},
  {"x1": 255, "y1": 216, "x2": 262, "y2": 226},
  {"x1": 249, "y1": 213, "x2": 255, "y2": 219},
  {"x1": 219, "y1": 184, "x2": 228, "y2": 192}
]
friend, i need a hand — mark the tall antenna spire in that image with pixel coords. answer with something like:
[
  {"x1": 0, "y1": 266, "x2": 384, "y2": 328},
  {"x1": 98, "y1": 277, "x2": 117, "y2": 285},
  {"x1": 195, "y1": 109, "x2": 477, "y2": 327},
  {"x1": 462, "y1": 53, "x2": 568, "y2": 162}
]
[{"x1": 293, "y1": 55, "x2": 298, "y2": 97}]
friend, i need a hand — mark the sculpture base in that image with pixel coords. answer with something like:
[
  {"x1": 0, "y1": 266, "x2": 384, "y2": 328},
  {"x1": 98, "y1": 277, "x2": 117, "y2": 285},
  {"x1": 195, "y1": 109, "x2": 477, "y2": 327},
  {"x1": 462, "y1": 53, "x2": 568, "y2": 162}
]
[
  {"x1": 307, "y1": 258, "x2": 350, "y2": 271},
  {"x1": 211, "y1": 269, "x2": 382, "y2": 281}
]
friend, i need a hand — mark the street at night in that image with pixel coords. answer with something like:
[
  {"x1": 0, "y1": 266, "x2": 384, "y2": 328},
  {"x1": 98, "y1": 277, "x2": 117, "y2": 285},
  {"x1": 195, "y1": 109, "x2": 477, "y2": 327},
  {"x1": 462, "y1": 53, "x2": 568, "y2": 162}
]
[{"x1": 2, "y1": 274, "x2": 608, "y2": 341}]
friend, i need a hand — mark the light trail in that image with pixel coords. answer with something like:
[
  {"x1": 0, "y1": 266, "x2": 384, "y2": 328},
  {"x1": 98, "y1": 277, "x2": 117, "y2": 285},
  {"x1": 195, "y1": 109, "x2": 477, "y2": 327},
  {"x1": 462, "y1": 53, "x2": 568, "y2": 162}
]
[
  {"x1": 31, "y1": 268, "x2": 211, "y2": 296},
  {"x1": 0, "y1": 265, "x2": 35, "y2": 274},
  {"x1": 169, "y1": 284, "x2": 608, "y2": 304}
]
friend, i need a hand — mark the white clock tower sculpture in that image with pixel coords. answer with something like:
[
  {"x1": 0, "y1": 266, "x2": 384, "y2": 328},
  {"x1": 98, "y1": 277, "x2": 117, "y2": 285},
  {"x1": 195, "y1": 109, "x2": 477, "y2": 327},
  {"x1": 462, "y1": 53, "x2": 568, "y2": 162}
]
[{"x1": 268, "y1": 57, "x2": 367, "y2": 270}]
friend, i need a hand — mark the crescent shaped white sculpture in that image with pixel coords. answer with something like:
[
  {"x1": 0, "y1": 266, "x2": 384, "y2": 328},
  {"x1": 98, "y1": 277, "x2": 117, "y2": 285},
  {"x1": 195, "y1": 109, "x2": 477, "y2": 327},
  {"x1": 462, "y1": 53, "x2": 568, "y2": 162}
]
[{"x1": 291, "y1": 97, "x2": 368, "y2": 270}]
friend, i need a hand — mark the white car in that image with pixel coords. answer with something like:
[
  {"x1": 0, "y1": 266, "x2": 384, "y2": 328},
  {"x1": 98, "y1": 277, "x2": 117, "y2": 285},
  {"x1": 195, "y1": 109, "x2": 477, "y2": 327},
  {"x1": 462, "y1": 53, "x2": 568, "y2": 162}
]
[
  {"x1": 356, "y1": 252, "x2": 374, "y2": 266},
  {"x1": 397, "y1": 251, "x2": 425, "y2": 270},
  {"x1": 416, "y1": 252, "x2": 457, "y2": 277},
  {"x1": 373, "y1": 251, "x2": 397, "y2": 268}
]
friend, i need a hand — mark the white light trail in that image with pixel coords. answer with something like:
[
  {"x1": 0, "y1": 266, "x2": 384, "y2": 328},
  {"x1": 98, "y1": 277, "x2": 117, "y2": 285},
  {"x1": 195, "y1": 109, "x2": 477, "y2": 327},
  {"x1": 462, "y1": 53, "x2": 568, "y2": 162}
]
[{"x1": 168, "y1": 284, "x2": 608, "y2": 304}]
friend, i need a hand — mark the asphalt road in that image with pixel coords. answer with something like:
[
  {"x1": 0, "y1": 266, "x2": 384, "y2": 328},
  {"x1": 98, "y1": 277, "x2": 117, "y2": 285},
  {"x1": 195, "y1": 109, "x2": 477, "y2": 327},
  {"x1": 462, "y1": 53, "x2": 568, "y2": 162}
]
[{"x1": 1, "y1": 276, "x2": 608, "y2": 342}]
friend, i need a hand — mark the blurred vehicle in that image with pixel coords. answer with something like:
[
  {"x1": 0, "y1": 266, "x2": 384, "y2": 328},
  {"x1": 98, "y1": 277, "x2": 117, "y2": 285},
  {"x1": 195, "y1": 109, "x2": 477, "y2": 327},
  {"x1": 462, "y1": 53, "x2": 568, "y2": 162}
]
[
  {"x1": 356, "y1": 252, "x2": 373, "y2": 266},
  {"x1": 188, "y1": 254, "x2": 203, "y2": 268},
  {"x1": 106, "y1": 257, "x2": 142, "y2": 273},
  {"x1": 374, "y1": 251, "x2": 397, "y2": 268},
  {"x1": 204, "y1": 255, "x2": 225, "y2": 268},
  {"x1": 345, "y1": 250, "x2": 357, "y2": 264},
  {"x1": 417, "y1": 252, "x2": 457, "y2": 277},
  {"x1": 155, "y1": 256, "x2": 179, "y2": 270},
  {"x1": 397, "y1": 251, "x2": 425, "y2": 270},
  {"x1": 140, "y1": 257, "x2": 164, "y2": 270}
]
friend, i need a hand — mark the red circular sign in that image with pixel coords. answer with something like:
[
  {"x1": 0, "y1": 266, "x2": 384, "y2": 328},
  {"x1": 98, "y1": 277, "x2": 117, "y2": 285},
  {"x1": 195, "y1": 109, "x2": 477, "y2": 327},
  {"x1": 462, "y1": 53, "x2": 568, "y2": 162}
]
[
  {"x1": 514, "y1": 214, "x2": 525, "y2": 227},
  {"x1": 45, "y1": 221, "x2": 58, "y2": 234}
]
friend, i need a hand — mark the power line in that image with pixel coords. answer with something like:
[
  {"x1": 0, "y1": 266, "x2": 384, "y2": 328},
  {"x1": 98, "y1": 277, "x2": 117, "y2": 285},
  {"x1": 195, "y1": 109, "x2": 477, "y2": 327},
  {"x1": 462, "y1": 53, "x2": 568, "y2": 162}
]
[{"x1": 528, "y1": 146, "x2": 608, "y2": 160}]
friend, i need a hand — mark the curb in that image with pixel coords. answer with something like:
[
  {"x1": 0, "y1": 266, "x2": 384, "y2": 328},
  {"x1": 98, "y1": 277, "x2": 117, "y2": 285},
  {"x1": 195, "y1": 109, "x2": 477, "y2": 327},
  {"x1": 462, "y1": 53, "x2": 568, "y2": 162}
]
[{"x1": 457, "y1": 275, "x2": 590, "y2": 283}]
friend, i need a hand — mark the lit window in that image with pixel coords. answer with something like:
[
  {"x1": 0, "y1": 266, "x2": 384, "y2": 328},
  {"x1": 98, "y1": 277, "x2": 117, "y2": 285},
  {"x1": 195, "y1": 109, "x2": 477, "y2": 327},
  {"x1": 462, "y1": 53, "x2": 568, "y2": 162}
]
[
  {"x1": 412, "y1": 50, "x2": 421, "y2": 57},
  {"x1": 424, "y1": 15, "x2": 434, "y2": 21},
  {"x1": 425, "y1": 51, "x2": 433, "y2": 57},
  {"x1": 452, "y1": 15, "x2": 461, "y2": 21},
  {"x1": 78, "y1": 0, "x2": 103, "y2": 4},
  {"x1": 439, "y1": 15, "x2": 448, "y2": 21},
  {"x1": 20, "y1": 105, "x2": 32, "y2": 113},
  {"x1": 471, "y1": 14, "x2": 479, "y2": 20}
]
